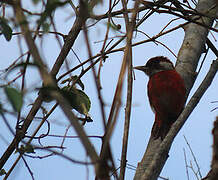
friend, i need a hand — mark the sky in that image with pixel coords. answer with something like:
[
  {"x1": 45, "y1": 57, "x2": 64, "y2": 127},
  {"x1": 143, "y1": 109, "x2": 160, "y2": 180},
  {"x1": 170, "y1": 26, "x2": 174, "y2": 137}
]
[{"x1": 0, "y1": 1, "x2": 217, "y2": 180}]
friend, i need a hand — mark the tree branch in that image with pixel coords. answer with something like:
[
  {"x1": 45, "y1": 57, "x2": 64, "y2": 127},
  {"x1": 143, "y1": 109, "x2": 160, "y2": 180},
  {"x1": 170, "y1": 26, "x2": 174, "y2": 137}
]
[
  {"x1": 0, "y1": 0, "x2": 89, "y2": 172},
  {"x1": 120, "y1": 1, "x2": 139, "y2": 179},
  {"x1": 134, "y1": 0, "x2": 218, "y2": 179},
  {"x1": 138, "y1": 57, "x2": 218, "y2": 179}
]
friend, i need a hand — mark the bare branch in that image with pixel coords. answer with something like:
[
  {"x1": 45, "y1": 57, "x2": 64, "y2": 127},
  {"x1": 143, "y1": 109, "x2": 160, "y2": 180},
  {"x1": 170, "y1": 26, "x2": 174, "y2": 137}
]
[
  {"x1": 135, "y1": 58, "x2": 218, "y2": 180},
  {"x1": 120, "y1": 1, "x2": 140, "y2": 179},
  {"x1": 134, "y1": 1, "x2": 217, "y2": 178},
  {"x1": 184, "y1": 136, "x2": 202, "y2": 178},
  {"x1": 0, "y1": 0, "x2": 96, "y2": 174}
]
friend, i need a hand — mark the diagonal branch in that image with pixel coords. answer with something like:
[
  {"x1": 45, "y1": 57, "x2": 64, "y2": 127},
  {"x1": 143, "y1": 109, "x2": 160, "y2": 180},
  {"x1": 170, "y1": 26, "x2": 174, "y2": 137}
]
[
  {"x1": 141, "y1": 58, "x2": 218, "y2": 180},
  {"x1": 0, "y1": 0, "x2": 91, "y2": 172},
  {"x1": 133, "y1": 0, "x2": 218, "y2": 179}
]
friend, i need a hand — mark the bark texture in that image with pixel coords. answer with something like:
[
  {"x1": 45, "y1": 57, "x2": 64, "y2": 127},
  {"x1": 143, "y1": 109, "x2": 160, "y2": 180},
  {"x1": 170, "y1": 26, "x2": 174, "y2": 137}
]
[{"x1": 134, "y1": 0, "x2": 218, "y2": 179}]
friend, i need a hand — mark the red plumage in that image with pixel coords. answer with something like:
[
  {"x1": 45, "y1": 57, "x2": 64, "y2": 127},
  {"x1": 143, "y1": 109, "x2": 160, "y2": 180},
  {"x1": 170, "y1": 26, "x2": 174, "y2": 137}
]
[{"x1": 134, "y1": 56, "x2": 186, "y2": 140}]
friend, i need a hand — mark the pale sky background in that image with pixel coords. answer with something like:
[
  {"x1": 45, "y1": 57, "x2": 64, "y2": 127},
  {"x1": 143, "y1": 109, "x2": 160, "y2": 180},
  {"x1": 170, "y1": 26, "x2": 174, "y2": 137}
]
[{"x1": 0, "y1": 1, "x2": 217, "y2": 180}]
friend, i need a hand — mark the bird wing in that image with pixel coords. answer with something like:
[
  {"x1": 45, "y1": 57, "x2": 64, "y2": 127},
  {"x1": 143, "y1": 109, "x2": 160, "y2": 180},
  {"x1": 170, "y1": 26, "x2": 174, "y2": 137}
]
[{"x1": 147, "y1": 70, "x2": 186, "y2": 120}]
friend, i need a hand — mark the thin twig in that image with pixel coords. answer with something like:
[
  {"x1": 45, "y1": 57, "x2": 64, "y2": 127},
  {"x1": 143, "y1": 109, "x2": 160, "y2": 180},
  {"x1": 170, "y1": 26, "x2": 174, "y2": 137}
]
[
  {"x1": 184, "y1": 135, "x2": 202, "y2": 178},
  {"x1": 20, "y1": 155, "x2": 34, "y2": 180},
  {"x1": 0, "y1": 0, "x2": 90, "y2": 172},
  {"x1": 4, "y1": 103, "x2": 58, "y2": 178},
  {"x1": 183, "y1": 148, "x2": 190, "y2": 180},
  {"x1": 120, "y1": 0, "x2": 139, "y2": 179}
]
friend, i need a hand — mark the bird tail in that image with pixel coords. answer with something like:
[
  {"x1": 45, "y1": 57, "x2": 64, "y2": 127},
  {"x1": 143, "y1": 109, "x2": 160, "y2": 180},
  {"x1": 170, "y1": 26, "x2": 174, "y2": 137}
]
[{"x1": 151, "y1": 117, "x2": 173, "y2": 140}]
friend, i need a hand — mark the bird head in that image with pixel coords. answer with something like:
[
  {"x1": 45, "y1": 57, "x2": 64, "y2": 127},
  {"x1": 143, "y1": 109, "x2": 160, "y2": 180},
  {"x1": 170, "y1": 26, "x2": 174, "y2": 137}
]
[{"x1": 134, "y1": 56, "x2": 175, "y2": 77}]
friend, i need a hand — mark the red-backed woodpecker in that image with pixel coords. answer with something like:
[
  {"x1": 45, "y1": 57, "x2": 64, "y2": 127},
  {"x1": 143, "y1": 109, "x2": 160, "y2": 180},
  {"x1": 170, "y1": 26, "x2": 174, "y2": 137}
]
[{"x1": 134, "y1": 56, "x2": 186, "y2": 140}]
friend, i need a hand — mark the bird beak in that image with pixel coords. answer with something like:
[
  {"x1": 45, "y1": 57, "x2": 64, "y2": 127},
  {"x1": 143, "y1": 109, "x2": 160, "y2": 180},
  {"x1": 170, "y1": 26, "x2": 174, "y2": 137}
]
[{"x1": 133, "y1": 66, "x2": 147, "y2": 72}]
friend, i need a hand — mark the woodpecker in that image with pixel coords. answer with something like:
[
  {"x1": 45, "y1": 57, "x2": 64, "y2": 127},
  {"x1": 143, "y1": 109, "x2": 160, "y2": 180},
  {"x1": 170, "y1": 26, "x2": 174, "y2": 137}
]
[{"x1": 134, "y1": 56, "x2": 186, "y2": 140}]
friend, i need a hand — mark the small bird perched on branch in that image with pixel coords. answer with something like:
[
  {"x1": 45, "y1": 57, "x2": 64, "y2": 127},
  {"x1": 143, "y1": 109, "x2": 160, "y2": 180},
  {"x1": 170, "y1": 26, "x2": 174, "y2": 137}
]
[{"x1": 134, "y1": 56, "x2": 186, "y2": 140}]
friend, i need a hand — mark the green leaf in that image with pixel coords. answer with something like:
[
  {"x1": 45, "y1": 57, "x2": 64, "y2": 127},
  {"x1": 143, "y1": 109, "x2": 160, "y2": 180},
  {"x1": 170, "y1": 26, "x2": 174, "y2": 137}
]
[
  {"x1": 4, "y1": 86, "x2": 23, "y2": 112},
  {"x1": 25, "y1": 144, "x2": 35, "y2": 154},
  {"x1": 0, "y1": 169, "x2": 6, "y2": 176},
  {"x1": 15, "y1": 144, "x2": 35, "y2": 154},
  {"x1": 61, "y1": 87, "x2": 91, "y2": 115},
  {"x1": 0, "y1": 18, "x2": 12, "y2": 41}
]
